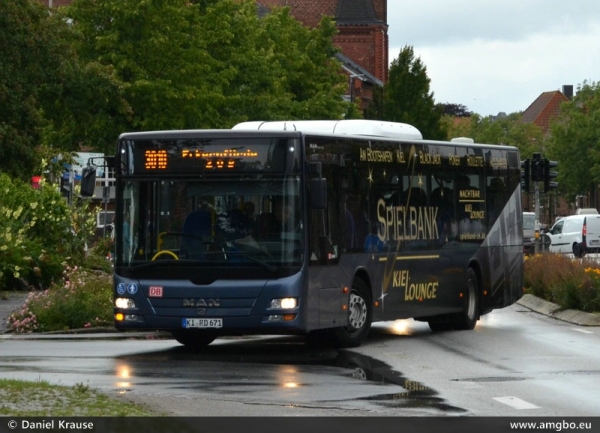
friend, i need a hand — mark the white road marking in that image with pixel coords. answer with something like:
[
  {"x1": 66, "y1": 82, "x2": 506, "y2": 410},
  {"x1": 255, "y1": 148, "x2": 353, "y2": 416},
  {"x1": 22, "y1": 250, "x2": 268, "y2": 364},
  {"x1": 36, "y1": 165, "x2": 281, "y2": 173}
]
[
  {"x1": 572, "y1": 328, "x2": 593, "y2": 334},
  {"x1": 493, "y1": 396, "x2": 540, "y2": 410},
  {"x1": 459, "y1": 381, "x2": 484, "y2": 389}
]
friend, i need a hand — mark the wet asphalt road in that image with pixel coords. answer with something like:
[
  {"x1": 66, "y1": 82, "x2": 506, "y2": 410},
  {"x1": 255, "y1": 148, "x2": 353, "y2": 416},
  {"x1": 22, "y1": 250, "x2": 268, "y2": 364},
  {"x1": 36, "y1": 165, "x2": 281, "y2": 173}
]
[{"x1": 0, "y1": 301, "x2": 599, "y2": 416}]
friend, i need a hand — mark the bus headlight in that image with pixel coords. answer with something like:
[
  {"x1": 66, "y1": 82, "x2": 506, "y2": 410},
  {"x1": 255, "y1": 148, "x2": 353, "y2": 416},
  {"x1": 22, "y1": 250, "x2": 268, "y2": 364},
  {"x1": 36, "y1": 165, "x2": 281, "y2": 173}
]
[
  {"x1": 115, "y1": 298, "x2": 136, "y2": 309},
  {"x1": 270, "y1": 298, "x2": 297, "y2": 309}
]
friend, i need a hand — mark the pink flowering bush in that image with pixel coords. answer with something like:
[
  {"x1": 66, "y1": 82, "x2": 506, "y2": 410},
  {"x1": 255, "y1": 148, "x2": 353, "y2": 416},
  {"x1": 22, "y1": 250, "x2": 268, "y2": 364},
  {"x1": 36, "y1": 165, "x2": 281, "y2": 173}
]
[{"x1": 7, "y1": 266, "x2": 112, "y2": 333}]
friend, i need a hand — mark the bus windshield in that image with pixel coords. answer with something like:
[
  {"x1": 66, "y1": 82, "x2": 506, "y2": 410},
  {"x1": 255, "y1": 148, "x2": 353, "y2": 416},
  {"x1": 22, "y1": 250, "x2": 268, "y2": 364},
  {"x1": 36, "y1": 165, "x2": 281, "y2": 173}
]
[{"x1": 116, "y1": 176, "x2": 302, "y2": 272}]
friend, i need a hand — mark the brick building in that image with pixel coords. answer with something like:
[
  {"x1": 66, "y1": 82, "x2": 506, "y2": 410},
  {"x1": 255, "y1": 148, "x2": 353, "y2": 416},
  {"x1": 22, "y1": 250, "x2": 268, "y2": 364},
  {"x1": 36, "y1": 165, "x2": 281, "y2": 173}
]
[
  {"x1": 521, "y1": 85, "x2": 572, "y2": 135},
  {"x1": 258, "y1": 0, "x2": 389, "y2": 109}
]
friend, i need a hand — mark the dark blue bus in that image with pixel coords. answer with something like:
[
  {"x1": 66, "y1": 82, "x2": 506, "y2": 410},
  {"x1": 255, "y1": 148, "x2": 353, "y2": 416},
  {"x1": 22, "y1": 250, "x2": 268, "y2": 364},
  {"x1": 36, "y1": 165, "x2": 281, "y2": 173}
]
[{"x1": 112, "y1": 120, "x2": 524, "y2": 347}]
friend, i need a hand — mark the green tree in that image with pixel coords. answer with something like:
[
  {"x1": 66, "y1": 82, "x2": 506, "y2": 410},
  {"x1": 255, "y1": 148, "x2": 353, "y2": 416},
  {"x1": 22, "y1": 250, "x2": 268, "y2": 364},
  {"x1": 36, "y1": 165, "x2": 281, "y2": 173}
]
[
  {"x1": 0, "y1": 0, "x2": 65, "y2": 180},
  {"x1": 442, "y1": 112, "x2": 545, "y2": 157},
  {"x1": 548, "y1": 81, "x2": 600, "y2": 202},
  {"x1": 366, "y1": 46, "x2": 446, "y2": 140},
  {"x1": 64, "y1": 0, "x2": 350, "y2": 151},
  {"x1": 0, "y1": 0, "x2": 130, "y2": 178}
]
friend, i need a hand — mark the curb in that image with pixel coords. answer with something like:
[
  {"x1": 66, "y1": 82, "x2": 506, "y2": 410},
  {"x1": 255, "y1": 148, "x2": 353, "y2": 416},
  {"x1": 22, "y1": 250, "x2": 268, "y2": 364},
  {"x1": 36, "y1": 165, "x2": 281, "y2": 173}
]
[{"x1": 517, "y1": 294, "x2": 600, "y2": 327}]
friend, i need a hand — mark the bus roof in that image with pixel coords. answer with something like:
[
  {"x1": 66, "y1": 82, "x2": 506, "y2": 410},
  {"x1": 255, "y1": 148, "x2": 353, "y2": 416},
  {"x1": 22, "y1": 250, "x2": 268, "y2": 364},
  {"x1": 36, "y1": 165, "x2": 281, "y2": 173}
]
[{"x1": 232, "y1": 119, "x2": 423, "y2": 140}]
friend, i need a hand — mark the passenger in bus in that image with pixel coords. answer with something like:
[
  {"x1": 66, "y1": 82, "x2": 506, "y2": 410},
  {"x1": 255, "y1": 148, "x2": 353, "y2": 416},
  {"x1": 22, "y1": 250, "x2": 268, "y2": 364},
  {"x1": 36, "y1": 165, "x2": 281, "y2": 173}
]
[
  {"x1": 242, "y1": 201, "x2": 257, "y2": 235},
  {"x1": 258, "y1": 199, "x2": 295, "y2": 238},
  {"x1": 457, "y1": 174, "x2": 478, "y2": 192},
  {"x1": 181, "y1": 206, "x2": 212, "y2": 256},
  {"x1": 273, "y1": 198, "x2": 296, "y2": 232},
  {"x1": 487, "y1": 177, "x2": 505, "y2": 222},
  {"x1": 431, "y1": 183, "x2": 453, "y2": 244},
  {"x1": 228, "y1": 201, "x2": 258, "y2": 239},
  {"x1": 403, "y1": 186, "x2": 428, "y2": 207},
  {"x1": 257, "y1": 212, "x2": 278, "y2": 237},
  {"x1": 344, "y1": 196, "x2": 357, "y2": 250},
  {"x1": 364, "y1": 224, "x2": 385, "y2": 252}
]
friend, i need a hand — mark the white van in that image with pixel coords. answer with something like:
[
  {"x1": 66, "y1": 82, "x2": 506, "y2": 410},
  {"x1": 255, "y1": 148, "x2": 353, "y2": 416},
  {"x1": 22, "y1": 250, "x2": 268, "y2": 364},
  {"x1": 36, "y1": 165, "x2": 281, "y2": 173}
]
[
  {"x1": 523, "y1": 212, "x2": 536, "y2": 255},
  {"x1": 543, "y1": 214, "x2": 600, "y2": 257}
]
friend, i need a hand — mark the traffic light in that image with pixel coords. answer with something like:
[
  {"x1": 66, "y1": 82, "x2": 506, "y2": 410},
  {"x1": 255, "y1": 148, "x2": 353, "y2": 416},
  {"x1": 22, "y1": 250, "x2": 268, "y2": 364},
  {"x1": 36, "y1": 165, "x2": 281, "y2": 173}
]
[
  {"x1": 544, "y1": 159, "x2": 558, "y2": 192},
  {"x1": 521, "y1": 159, "x2": 530, "y2": 193},
  {"x1": 531, "y1": 153, "x2": 544, "y2": 182}
]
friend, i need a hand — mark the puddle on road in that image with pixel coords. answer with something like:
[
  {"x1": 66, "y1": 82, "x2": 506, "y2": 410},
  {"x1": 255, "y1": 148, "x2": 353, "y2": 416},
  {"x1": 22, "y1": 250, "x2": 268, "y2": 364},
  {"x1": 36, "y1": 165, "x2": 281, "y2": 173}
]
[{"x1": 115, "y1": 337, "x2": 465, "y2": 414}]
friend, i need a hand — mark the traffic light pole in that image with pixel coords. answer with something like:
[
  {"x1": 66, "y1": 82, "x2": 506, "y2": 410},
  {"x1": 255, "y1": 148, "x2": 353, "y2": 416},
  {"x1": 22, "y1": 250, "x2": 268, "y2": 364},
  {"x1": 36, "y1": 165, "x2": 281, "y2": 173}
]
[
  {"x1": 522, "y1": 153, "x2": 558, "y2": 255},
  {"x1": 534, "y1": 180, "x2": 541, "y2": 254}
]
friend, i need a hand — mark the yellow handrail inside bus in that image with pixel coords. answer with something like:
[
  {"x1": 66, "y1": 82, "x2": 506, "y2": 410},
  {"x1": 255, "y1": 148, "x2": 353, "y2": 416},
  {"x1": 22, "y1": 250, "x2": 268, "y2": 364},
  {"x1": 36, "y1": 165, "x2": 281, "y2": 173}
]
[
  {"x1": 152, "y1": 250, "x2": 179, "y2": 261},
  {"x1": 158, "y1": 231, "x2": 166, "y2": 251}
]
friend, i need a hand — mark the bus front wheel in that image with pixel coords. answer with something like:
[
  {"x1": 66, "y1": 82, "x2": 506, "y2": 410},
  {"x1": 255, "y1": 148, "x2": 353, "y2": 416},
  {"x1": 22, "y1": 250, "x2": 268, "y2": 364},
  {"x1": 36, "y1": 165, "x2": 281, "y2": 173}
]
[
  {"x1": 332, "y1": 278, "x2": 372, "y2": 348},
  {"x1": 171, "y1": 330, "x2": 216, "y2": 348}
]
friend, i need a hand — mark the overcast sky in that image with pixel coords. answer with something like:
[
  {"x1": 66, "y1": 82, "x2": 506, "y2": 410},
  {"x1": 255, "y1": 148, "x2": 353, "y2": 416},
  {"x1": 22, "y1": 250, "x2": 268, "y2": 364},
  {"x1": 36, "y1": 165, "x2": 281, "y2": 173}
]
[{"x1": 386, "y1": 0, "x2": 600, "y2": 117}]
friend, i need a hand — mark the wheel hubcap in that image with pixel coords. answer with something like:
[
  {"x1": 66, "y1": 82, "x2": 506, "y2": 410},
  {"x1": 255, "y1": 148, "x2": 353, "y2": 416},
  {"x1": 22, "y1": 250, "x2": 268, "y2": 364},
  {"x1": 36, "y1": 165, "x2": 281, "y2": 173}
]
[{"x1": 348, "y1": 293, "x2": 367, "y2": 330}]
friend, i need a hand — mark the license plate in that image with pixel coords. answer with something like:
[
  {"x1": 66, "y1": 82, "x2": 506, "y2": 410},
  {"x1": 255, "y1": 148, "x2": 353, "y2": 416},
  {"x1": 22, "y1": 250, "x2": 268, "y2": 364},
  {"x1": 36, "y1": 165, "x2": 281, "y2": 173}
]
[
  {"x1": 183, "y1": 318, "x2": 223, "y2": 328},
  {"x1": 589, "y1": 240, "x2": 599, "y2": 245}
]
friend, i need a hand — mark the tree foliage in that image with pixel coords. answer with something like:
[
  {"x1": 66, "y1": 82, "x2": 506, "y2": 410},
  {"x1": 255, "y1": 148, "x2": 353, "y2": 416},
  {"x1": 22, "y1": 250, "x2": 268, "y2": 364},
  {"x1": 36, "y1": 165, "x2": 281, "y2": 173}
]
[
  {"x1": 442, "y1": 103, "x2": 472, "y2": 117},
  {"x1": 63, "y1": 0, "x2": 349, "y2": 153},
  {"x1": 548, "y1": 81, "x2": 600, "y2": 201},
  {"x1": 1, "y1": 0, "x2": 350, "y2": 174},
  {"x1": 0, "y1": 0, "x2": 130, "y2": 178},
  {"x1": 442, "y1": 112, "x2": 545, "y2": 158},
  {"x1": 0, "y1": 0, "x2": 66, "y2": 179},
  {"x1": 365, "y1": 46, "x2": 446, "y2": 140}
]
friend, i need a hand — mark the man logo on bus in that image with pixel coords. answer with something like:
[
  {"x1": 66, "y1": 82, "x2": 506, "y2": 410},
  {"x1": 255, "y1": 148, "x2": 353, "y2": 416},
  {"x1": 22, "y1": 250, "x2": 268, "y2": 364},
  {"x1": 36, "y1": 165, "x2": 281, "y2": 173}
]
[{"x1": 183, "y1": 299, "x2": 221, "y2": 307}]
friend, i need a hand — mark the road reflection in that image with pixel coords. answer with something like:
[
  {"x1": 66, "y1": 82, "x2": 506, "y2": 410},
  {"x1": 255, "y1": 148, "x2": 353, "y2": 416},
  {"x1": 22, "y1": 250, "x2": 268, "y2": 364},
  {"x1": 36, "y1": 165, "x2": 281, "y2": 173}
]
[{"x1": 113, "y1": 336, "x2": 465, "y2": 413}]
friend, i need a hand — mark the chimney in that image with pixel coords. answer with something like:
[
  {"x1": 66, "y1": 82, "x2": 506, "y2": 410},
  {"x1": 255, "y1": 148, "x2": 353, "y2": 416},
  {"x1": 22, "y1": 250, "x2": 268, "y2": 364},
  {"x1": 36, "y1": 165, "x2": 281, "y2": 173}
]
[{"x1": 562, "y1": 85, "x2": 574, "y2": 100}]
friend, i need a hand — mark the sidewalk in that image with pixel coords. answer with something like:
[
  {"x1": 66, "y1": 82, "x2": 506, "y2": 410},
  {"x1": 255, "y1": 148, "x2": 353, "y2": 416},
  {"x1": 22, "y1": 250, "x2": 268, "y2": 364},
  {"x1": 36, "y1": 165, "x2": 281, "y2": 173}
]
[{"x1": 0, "y1": 291, "x2": 28, "y2": 333}]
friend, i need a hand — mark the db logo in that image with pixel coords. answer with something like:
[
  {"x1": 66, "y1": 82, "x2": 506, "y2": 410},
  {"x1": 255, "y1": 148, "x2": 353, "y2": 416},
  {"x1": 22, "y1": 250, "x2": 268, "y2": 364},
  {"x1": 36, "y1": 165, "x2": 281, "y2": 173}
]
[{"x1": 149, "y1": 286, "x2": 163, "y2": 297}]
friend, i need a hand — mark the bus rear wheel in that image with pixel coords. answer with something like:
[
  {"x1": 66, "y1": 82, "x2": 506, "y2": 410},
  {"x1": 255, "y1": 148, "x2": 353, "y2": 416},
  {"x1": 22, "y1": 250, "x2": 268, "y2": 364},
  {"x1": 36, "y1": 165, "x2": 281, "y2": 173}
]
[
  {"x1": 453, "y1": 267, "x2": 480, "y2": 330},
  {"x1": 332, "y1": 278, "x2": 372, "y2": 348},
  {"x1": 171, "y1": 330, "x2": 217, "y2": 348}
]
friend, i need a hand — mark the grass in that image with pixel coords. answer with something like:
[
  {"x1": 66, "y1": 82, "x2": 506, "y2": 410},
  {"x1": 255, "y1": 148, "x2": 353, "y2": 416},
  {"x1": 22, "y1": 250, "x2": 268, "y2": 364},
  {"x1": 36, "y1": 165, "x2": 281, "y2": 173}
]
[{"x1": 0, "y1": 379, "x2": 156, "y2": 416}]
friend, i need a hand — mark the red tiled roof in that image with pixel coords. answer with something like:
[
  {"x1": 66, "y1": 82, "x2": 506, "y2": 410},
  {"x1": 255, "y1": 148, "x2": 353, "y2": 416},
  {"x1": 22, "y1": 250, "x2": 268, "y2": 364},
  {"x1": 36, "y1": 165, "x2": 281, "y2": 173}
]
[{"x1": 521, "y1": 91, "x2": 569, "y2": 134}]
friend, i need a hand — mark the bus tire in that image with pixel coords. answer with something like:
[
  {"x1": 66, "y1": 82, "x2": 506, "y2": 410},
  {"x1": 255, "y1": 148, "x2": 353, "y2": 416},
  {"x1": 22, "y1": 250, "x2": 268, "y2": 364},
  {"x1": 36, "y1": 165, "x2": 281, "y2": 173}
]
[
  {"x1": 428, "y1": 319, "x2": 453, "y2": 332},
  {"x1": 332, "y1": 278, "x2": 372, "y2": 348},
  {"x1": 171, "y1": 330, "x2": 216, "y2": 348},
  {"x1": 453, "y1": 267, "x2": 480, "y2": 330}
]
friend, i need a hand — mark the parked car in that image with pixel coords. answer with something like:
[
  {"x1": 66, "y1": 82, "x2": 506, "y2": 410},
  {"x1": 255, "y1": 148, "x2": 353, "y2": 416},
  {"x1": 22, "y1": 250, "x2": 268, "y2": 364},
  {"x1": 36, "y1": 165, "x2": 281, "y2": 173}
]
[
  {"x1": 543, "y1": 214, "x2": 600, "y2": 257},
  {"x1": 523, "y1": 212, "x2": 536, "y2": 255}
]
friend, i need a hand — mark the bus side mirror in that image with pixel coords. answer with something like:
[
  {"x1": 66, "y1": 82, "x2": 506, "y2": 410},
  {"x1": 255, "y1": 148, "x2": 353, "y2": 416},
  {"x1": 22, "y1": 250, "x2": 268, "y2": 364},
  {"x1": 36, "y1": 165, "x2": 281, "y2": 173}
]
[
  {"x1": 310, "y1": 178, "x2": 327, "y2": 209},
  {"x1": 80, "y1": 166, "x2": 96, "y2": 197}
]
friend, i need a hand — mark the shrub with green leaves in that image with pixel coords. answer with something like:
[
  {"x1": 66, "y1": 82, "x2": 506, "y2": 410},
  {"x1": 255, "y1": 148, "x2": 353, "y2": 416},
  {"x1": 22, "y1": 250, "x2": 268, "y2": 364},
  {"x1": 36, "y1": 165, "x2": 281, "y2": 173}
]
[
  {"x1": 0, "y1": 172, "x2": 97, "y2": 290},
  {"x1": 524, "y1": 253, "x2": 600, "y2": 313}
]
